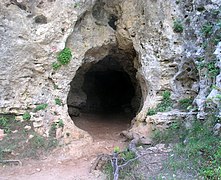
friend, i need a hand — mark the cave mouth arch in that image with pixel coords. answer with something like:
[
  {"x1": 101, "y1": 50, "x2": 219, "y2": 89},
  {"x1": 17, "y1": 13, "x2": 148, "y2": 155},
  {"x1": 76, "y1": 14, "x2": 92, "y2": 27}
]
[{"x1": 67, "y1": 49, "x2": 142, "y2": 138}]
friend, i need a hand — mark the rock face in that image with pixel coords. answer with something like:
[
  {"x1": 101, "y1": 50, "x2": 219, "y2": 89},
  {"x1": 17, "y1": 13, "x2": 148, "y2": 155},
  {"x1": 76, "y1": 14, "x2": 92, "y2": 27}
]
[{"x1": 0, "y1": 0, "x2": 221, "y2": 147}]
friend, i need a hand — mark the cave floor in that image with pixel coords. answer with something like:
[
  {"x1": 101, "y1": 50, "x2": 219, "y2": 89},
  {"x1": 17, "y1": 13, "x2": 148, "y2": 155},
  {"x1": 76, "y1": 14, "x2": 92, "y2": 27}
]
[{"x1": 73, "y1": 113, "x2": 132, "y2": 140}]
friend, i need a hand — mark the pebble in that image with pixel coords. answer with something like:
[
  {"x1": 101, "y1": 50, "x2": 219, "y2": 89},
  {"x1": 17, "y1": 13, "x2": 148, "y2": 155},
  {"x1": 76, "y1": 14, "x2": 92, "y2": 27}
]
[
  {"x1": 36, "y1": 168, "x2": 41, "y2": 172},
  {"x1": 24, "y1": 125, "x2": 32, "y2": 131}
]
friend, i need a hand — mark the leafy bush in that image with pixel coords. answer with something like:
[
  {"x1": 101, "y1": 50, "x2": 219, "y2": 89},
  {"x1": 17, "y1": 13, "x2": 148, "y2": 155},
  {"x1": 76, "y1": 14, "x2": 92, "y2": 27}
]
[
  {"x1": 0, "y1": 116, "x2": 9, "y2": 128},
  {"x1": 156, "y1": 91, "x2": 172, "y2": 112},
  {"x1": 22, "y1": 112, "x2": 31, "y2": 121},
  {"x1": 179, "y1": 98, "x2": 193, "y2": 110},
  {"x1": 207, "y1": 61, "x2": 219, "y2": 77},
  {"x1": 57, "y1": 48, "x2": 72, "y2": 65},
  {"x1": 31, "y1": 135, "x2": 45, "y2": 149},
  {"x1": 147, "y1": 91, "x2": 172, "y2": 116},
  {"x1": 57, "y1": 119, "x2": 64, "y2": 128},
  {"x1": 55, "y1": 98, "x2": 62, "y2": 106},
  {"x1": 0, "y1": 115, "x2": 15, "y2": 134},
  {"x1": 0, "y1": 116, "x2": 10, "y2": 133},
  {"x1": 162, "y1": 90, "x2": 171, "y2": 99},
  {"x1": 147, "y1": 108, "x2": 157, "y2": 116},
  {"x1": 202, "y1": 23, "x2": 213, "y2": 37},
  {"x1": 152, "y1": 120, "x2": 185, "y2": 145},
  {"x1": 49, "y1": 119, "x2": 64, "y2": 137},
  {"x1": 52, "y1": 62, "x2": 61, "y2": 70},
  {"x1": 173, "y1": 19, "x2": 183, "y2": 33},
  {"x1": 34, "y1": 104, "x2": 48, "y2": 112}
]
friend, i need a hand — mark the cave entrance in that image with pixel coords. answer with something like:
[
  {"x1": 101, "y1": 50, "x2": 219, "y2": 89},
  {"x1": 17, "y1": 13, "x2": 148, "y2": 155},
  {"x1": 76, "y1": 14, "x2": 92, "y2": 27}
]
[
  {"x1": 82, "y1": 61, "x2": 135, "y2": 114},
  {"x1": 67, "y1": 50, "x2": 142, "y2": 139}
]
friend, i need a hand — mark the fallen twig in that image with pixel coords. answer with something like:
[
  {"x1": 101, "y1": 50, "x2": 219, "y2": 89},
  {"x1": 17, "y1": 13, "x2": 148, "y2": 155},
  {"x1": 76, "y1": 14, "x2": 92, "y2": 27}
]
[
  {"x1": 0, "y1": 159, "x2": 22, "y2": 166},
  {"x1": 90, "y1": 154, "x2": 111, "y2": 172}
]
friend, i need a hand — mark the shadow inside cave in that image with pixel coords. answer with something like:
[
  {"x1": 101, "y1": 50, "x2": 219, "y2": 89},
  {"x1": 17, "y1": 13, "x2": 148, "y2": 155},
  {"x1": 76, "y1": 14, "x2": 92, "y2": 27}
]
[{"x1": 67, "y1": 51, "x2": 142, "y2": 139}]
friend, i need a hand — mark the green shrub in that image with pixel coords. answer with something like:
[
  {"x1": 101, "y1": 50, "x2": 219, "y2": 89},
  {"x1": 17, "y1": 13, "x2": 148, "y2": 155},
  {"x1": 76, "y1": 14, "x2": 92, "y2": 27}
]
[
  {"x1": 147, "y1": 108, "x2": 157, "y2": 116},
  {"x1": 147, "y1": 91, "x2": 172, "y2": 116},
  {"x1": 22, "y1": 112, "x2": 31, "y2": 121},
  {"x1": 212, "y1": 34, "x2": 221, "y2": 45},
  {"x1": 0, "y1": 116, "x2": 14, "y2": 134},
  {"x1": 55, "y1": 98, "x2": 62, "y2": 106},
  {"x1": 152, "y1": 120, "x2": 185, "y2": 145},
  {"x1": 31, "y1": 134, "x2": 58, "y2": 151},
  {"x1": 31, "y1": 135, "x2": 45, "y2": 149},
  {"x1": 202, "y1": 23, "x2": 213, "y2": 37},
  {"x1": 207, "y1": 61, "x2": 219, "y2": 77},
  {"x1": 34, "y1": 104, "x2": 48, "y2": 112},
  {"x1": 52, "y1": 48, "x2": 72, "y2": 71},
  {"x1": 162, "y1": 90, "x2": 171, "y2": 99},
  {"x1": 179, "y1": 98, "x2": 193, "y2": 110},
  {"x1": 114, "y1": 146, "x2": 120, "y2": 153},
  {"x1": 57, "y1": 119, "x2": 64, "y2": 128},
  {"x1": 57, "y1": 48, "x2": 72, "y2": 65},
  {"x1": 74, "y1": 3, "x2": 80, "y2": 8},
  {"x1": 52, "y1": 62, "x2": 61, "y2": 70},
  {"x1": 121, "y1": 150, "x2": 136, "y2": 161},
  {"x1": 49, "y1": 119, "x2": 64, "y2": 137},
  {"x1": 156, "y1": 90, "x2": 172, "y2": 112},
  {"x1": 51, "y1": 123, "x2": 57, "y2": 131},
  {"x1": 173, "y1": 19, "x2": 183, "y2": 33},
  {"x1": 0, "y1": 116, "x2": 9, "y2": 128}
]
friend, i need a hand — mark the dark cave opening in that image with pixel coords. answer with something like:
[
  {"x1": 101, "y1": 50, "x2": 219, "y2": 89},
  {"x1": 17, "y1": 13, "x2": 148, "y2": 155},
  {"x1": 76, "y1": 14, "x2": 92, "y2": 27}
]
[
  {"x1": 82, "y1": 69, "x2": 135, "y2": 114},
  {"x1": 67, "y1": 51, "x2": 142, "y2": 137}
]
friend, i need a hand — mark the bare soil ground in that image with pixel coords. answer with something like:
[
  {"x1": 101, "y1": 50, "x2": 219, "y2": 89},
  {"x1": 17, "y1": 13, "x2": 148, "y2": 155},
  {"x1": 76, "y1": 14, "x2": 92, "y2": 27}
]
[{"x1": 0, "y1": 113, "x2": 132, "y2": 180}]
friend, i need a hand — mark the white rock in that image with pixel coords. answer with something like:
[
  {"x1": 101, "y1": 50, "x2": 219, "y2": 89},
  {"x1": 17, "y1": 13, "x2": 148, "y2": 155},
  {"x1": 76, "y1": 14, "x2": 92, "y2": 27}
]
[
  {"x1": 0, "y1": 129, "x2": 6, "y2": 140},
  {"x1": 213, "y1": 123, "x2": 221, "y2": 136},
  {"x1": 24, "y1": 125, "x2": 32, "y2": 131},
  {"x1": 29, "y1": 134, "x2": 34, "y2": 139}
]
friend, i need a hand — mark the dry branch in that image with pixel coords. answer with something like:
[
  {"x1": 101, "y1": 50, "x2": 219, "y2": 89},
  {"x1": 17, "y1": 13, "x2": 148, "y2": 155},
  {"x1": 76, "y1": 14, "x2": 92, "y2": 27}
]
[{"x1": 0, "y1": 159, "x2": 22, "y2": 166}]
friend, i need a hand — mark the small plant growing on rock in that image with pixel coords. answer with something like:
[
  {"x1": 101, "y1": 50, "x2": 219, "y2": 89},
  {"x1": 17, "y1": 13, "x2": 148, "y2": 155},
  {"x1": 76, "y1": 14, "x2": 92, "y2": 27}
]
[
  {"x1": 173, "y1": 19, "x2": 183, "y2": 33},
  {"x1": 52, "y1": 47, "x2": 72, "y2": 70},
  {"x1": 22, "y1": 112, "x2": 31, "y2": 121},
  {"x1": 55, "y1": 98, "x2": 62, "y2": 106},
  {"x1": 34, "y1": 104, "x2": 48, "y2": 112},
  {"x1": 58, "y1": 119, "x2": 64, "y2": 128},
  {"x1": 147, "y1": 91, "x2": 172, "y2": 116},
  {"x1": 57, "y1": 48, "x2": 72, "y2": 65},
  {"x1": 147, "y1": 108, "x2": 157, "y2": 116},
  {"x1": 207, "y1": 61, "x2": 219, "y2": 77},
  {"x1": 175, "y1": 0, "x2": 180, "y2": 4},
  {"x1": 156, "y1": 90, "x2": 172, "y2": 112},
  {"x1": 52, "y1": 62, "x2": 61, "y2": 70},
  {"x1": 31, "y1": 134, "x2": 45, "y2": 148},
  {"x1": 49, "y1": 119, "x2": 64, "y2": 137},
  {"x1": 0, "y1": 116, "x2": 11, "y2": 134},
  {"x1": 202, "y1": 23, "x2": 213, "y2": 37},
  {"x1": 179, "y1": 97, "x2": 193, "y2": 111},
  {"x1": 74, "y1": 2, "x2": 80, "y2": 8},
  {"x1": 114, "y1": 146, "x2": 120, "y2": 153}
]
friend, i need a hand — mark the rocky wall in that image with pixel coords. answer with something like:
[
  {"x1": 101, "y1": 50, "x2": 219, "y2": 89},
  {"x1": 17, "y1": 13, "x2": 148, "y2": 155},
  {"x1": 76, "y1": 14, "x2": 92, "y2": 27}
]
[{"x1": 1, "y1": 0, "x2": 220, "y2": 148}]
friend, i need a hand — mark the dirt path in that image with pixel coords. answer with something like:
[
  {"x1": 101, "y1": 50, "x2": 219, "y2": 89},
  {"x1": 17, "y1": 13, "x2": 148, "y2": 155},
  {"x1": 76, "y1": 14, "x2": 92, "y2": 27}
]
[{"x1": 0, "y1": 113, "x2": 131, "y2": 180}]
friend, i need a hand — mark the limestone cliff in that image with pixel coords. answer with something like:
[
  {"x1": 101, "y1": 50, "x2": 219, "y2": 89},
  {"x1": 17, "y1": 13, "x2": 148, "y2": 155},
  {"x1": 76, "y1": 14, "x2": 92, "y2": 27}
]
[{"x1": 0, "y1": 0, "x2": 221, "y2": 147}]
